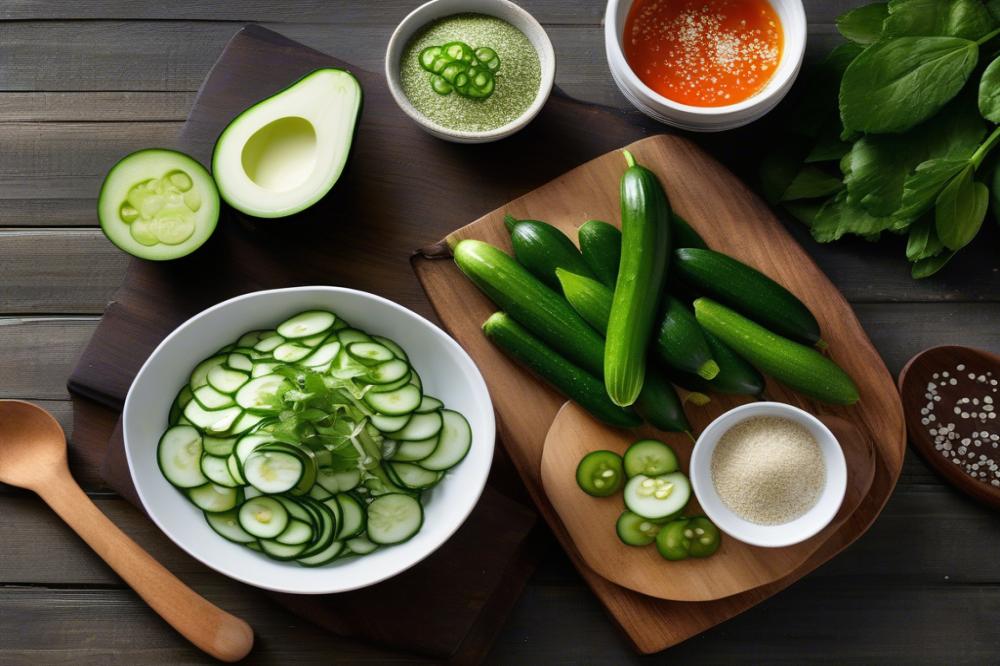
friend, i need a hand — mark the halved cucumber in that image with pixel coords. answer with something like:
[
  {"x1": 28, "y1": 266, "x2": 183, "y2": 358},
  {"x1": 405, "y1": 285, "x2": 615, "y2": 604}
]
[
  {"x1": 243, "y1": 449, "x2": 304, "y2": 494},
  {"x1": 183, "y1": 401, "x2": 243, "y2": 434},
  {"x1": 235, "y1": 374, "x2": 291, "y2": 413},
  {"x1": 188, "y1": 483, "x2": 240, "y2": 513},
  {"x1": 388, "y1": 462, "x2": 442, "y2": 490},
  {"x1": 418, "y1": 410, "x2": 472, "y2": 471},
  {"x1": 366, "y1": 493, "x2": 423, "y2": 545},
  {"x1": 201, "y1": 454, "x2": 239, "y2": 488},
  {"x1": 335, "y1": 493, "x2": 366, "y2": 539},
  {"x1": 364, "y1": 384, "x2": 422, "y2": 416},
  {"x1": 390, "y1": 437, "x2": 439, "y2": 462},
  {"x1": 205, "y1": 508, "x2": 256, "y2": 544},
  {"x1": 623, "y1": 473, "x2": 691, "y2": 520},
  {"x1": 277, "y1": 310, "x2": 336, "y2": 339},
  {"x1": 238, "y1": 497, "x2": 289, "y2": 538},
  {"x1": 158, "y1": 425, "x2": 207, "y2": 488},
  {"x1": 392, "y1": 411, "x2": 442, "y2": 441},
  {"x1": 207, "y1": 365, "x2": 250, "y2": 394}
]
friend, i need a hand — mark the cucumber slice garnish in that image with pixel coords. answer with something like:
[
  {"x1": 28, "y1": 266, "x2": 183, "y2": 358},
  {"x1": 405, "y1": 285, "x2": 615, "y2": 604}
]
[
  {"x1": 366, "y1": 494, "x2": 423, "y2": 545},
  {"x1": 158, "y1": 425, "x2": 207, "y2": 488},
  {"x1": 277, "y1": 310, "x2": 336, "y2": 339},
  {"x1": 238, "y1": 497, "x2": 289, "y2": 538},
  {"x1": 623, "y1": 472, "x2": 691, "y2": 520},
  {"x1": 623, "y1": 439, "x2": 679, "y2": 478},
  {"x1": 418, "y1": 410, "x2": 472, "y2": 471},
  {"x1": 235, "y1": 374, "x2": 291, "y2": 413},
  {"x1": 205, "y1": 508, "x2": 256, "y2": 544},
  {"x1": 244, "y1": 449, "x2": 304, "y2": 494},
  {"x1": 392, "y1": 411, "x2": 442, "y2": 441},
  {"x1": 188, "y1": 483, "x2": 240, "y2": 513},
  {"x1": 335, "y1": 493, "x2": 366, "y2": 539},
  {"x1": 365, "y1": 384, "x2": 422, "y2": 416},
  {"x1": 201, "y1": 454, "x2": 239, "y2": 488},
  {"x1": 390, "y1": 437, "x2": 439, "y2": 462},
  {"x1": 207, "y1": 364, "x2": 250, "y2": 394}
]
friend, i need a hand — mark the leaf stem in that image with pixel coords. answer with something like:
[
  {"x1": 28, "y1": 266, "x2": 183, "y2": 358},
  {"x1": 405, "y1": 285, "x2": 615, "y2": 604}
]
[
  {"x1": 971, "y1": 125, "x2": 1000, "y2": 168},
  {"x1": 977, "y1": 27, "x2": 1000, "y2": 46}
]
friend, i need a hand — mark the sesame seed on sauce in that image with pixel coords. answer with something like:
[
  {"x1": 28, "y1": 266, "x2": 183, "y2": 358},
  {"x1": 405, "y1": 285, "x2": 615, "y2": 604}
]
[{"x1": 623, "y1": 0, "x2": 782, "y2": 107}]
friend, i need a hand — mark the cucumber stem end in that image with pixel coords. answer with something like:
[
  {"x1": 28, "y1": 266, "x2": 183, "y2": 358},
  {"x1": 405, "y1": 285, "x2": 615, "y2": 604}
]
[
  {"x1": 503, "y1": 214, "x2": 519, "y2": 234},
  {"x1": 622, "y1": 149, "x2": 636, "y2": 168},
  {"x1": 697, "y1": 359, "x2": 720, "y2": 380}
]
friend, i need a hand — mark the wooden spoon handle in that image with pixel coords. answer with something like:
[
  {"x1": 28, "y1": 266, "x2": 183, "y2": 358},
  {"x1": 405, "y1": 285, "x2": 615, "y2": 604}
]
[{"x1": 36, "y1": 469, "x2": 254, "y2": 662}]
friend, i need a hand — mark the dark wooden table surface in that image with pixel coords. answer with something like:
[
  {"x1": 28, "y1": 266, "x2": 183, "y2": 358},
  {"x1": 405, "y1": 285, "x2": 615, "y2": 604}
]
[{"x1": 1, "y1": 1, "x2": 999, "y2": 663}]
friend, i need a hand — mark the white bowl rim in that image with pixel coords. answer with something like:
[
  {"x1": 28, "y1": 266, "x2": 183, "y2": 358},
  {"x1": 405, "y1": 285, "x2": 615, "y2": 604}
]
[
  {"x1": 603, "y1": 0, "x2": 807, "y2": 118},
  {"x1": 689, "y1": 401, "x2": 848, "y2": 548},
  {"x1": 384, "y1": 0, "x2": 556, "y2": 141},
  {"x1": 123, "y1": 285, "x2": 496, "y2": 594}
]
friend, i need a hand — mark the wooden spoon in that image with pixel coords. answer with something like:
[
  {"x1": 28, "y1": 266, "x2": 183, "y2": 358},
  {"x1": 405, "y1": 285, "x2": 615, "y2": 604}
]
[
  {"x1": 899, "y1": 345, "x2": 1000, "y2": 510},
  {"x1": 0, "y1": 400, "x2": 254, "y2": 662},
  {"x1": 540, "y1": 401, "x2": 875, "y2": 602}
]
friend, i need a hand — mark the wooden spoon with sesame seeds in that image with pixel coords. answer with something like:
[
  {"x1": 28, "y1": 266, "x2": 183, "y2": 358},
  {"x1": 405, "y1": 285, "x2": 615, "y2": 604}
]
[{"x1": 899, "y1": 346, "x2": 1000, "y2": 511}]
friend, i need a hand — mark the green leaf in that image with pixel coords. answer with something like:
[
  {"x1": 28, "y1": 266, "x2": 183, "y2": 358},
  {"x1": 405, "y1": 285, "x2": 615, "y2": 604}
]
[
  {"x1": 783, "y1": 200, "x2": 825, "y2": 227},
  {"x1": 883, "y1": 0, "x2": 997, "y2": 40},
  {"x1": 896, "y1": 157, "x2": 972, "y2": 222},
  {"x1": 989, "y1": 0, "x2": 1000, "y2": 22},
  {"x1": 840, "y1": 36, "x2": 979, "y2": 134},
  {"x1": 810, "y1": 191, "x2": 908, "y2": 242},
  {"x1": 905, "y1": 216, "x2": 946, "y2": 260},
  {"x1": 805, "y1": 122, "x2": 853, "y2": 163},
  {"x1": 979, "y1": 55, "x2": 1000, "y2": 121},
  {"x1": 782, "y1": 167, "x2": 844, "y2": 202},
  {"x1": 912, "y1": 250, "x2": 957, "y2": 277},
  {"x1": 838, "y1": 3, "x2": 890, "y2": 44},
  {"x1": 935, "y1": 164, "x2": 990, "y2": 249}
]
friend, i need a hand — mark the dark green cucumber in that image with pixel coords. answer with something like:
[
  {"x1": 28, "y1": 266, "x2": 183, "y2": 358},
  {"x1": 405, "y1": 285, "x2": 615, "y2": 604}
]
[
  {"x1": 694, "y1": 298, "x2": 858, "y2": 405},
  {"x1": 556, "y1": 269, "x2": 689, "y2": 432},
  {"x1": 578, "y1": 220, "x2": 622, "y2": 288},
  {"x1": 605, "y1": 151, "x2": 672, "y2": 407},
  {"x1": 504, "y1": 215, "x2": 597, "y2": 290},
  {"x1": 655, "y1": 296, "x2": 719, "y2": 380},
  {"x1": 482, "y1": 312, "x2": 641, "y2": 428},
  {"x1": 671, "y1": 213, "x2": 709, "y2": 250},
  {"x1": 454, "y1": 239, "x2": 605, "y2": 376},
  {"x1": 668, "y1": 329, "x2": 765, "y2": 396},
  {"x1": 675, "y1": 249, "x2": 822, "y2": 346}
]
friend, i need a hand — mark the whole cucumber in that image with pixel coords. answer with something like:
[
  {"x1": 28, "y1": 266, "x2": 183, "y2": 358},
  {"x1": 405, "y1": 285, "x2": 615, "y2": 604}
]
[
  {"x1": 578, "y1": 219, "x2": 622, "y2": 288},
  {"x1": 694, "y1": 298, "x2": 858, "y2": 405},
  {"x1": 675, "y1": 248, "x2": 822, "y2": 346},
  {"x1": 605, "y1": 151, "x2": 672, "y2": 407},
  {"x1": 672, "y1": 212, "x2": 709, "y2": 250},
  {"x1": 482, "y1": 312, "x2": 641, "y2": 428},
  {"x1": 655, "y1": 296, "x2": 719, "y2": 380},
  {"x1": 505, "y1": 215, "x2": 597, "y2": 290},
  {"x1": 667, "y1": 329, "x2": 765, "y2": 396},
  {"x1": 453, "y1": 239, "x2": 605, "y2": 376}
]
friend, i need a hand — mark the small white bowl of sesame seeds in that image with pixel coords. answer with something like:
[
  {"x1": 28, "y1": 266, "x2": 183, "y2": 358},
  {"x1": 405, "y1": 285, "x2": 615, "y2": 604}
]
[
  {"x1": 689, "y1": 402, "x2": 847, "y2": 548},
  {"x1": 604, "y1": 0, "x2": 807, "y2": 131}
]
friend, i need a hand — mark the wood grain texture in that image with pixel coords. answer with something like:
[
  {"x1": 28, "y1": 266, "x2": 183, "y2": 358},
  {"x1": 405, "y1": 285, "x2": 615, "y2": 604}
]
[
  {"x1": 414, "y1": 134, "x2": 906, "y2": 652},
  {"x1": 541, "y1": 404, "x2": 875, "y2": 601}
]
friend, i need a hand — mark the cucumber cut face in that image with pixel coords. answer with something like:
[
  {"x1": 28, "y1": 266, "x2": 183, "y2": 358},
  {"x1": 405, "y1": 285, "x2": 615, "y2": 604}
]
[
  {"x1": 98, "y1": 149, "x2": 220, "y2": 260},
  {"x1": 211, "y1": 68, "x2": 362, "y2": 218}
]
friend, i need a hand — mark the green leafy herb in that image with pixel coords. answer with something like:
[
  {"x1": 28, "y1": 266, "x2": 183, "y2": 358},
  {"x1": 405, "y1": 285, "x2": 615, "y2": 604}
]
[
  {"x1": 935, "y1": 163, "x2": 990, "y2": 249},
  {"x1": 905, "y1": 216, "x2": 945, "y2": 261},
  {"x1": 912, "y1": 251, "x2": 957, "y2": 277},
  {"x1": 980, "y1": 56, "x2": 1000, "y2": 121},
  {"x1": 840, "y1": 36, "x2": 980, "y2": 134},
  {"x1": 896, "y1": 157, "x2": 972, "y2": 222},
  {"x1": 837, "y1": 2, "x2": 889, "y2": 44},
  {"x1": 809, "y1": 191, "x2": 905, "y2": 242},
  {"x1": 883, "y1": 0, "x2": 997, "y2": 39}
]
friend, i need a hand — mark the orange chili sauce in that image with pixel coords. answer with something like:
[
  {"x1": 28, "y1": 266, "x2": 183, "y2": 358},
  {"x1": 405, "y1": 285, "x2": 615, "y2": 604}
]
[{"x1": 623, "y1": 0, "x2": 783, "y2": 107}]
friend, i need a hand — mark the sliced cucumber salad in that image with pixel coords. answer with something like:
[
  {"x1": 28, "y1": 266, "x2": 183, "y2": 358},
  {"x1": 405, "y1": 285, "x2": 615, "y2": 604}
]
[{"x1": 158, "y1": 309, "x2": 472, "y2": 566}]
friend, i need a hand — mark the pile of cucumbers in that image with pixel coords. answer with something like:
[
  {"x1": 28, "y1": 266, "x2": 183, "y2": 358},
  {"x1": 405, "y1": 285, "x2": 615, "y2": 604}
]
[
  {"x1": 577, "y1": 439, "x2": 721, "y2": 560},
  {"x1": 454, "y1": 150, "x2": 859, "y2": 432},
  {"x1": 157, "y1": 309, "x2": 472, "y2": 566}
]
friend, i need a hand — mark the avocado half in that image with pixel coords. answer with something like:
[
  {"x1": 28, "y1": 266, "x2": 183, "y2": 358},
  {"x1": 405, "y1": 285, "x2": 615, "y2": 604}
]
[{"x1": 212, "y1": 68, "x2": 362, "y2": 219}]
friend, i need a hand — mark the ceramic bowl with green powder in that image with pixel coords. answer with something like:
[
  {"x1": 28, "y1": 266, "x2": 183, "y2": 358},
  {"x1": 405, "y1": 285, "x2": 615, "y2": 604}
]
[{"x1": 386, "y1": 0, "x2": 555, "y2": 143}]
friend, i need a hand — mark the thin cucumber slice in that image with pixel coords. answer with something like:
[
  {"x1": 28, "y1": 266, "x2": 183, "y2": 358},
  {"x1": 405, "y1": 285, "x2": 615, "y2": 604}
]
[
  {"x1": 365, "y1": 373, "x2": 413, "y2": 393},
  {"x1": 235, "y1": 374, "x2": 290, "y2": 413},
  {"x1": 190, "y1": 355, "x2": 226, "y2": 389},
  {"x1": 308, "y1": 484, "x2": 333, "y2": 500},
  {"x1": 388, "y1": 462, "x2": 442, "y2": 490},
  {"x1": 623, "y1": 473, "x2": 691, "y2": 520},
  {"x1": 623, "y1": 439, "x2": 679, "y2": 478},
  {"x1": 243, "y1": 449, "x2": 304, "y2": 494},
  {"x1": 616, "y1": 510, "x2": 663, "y2": 546},
  {"x1": 259, "y1": 538, "x2": 309, "y2": 560},
  {"x1": 391, "y1": 437, "x2": 439, "y2": 462},
  {"x1": 409, "y1": 370, "x2": 422, "y2": 389},
  {"x1": 370, "y1": 412, "x2": 411, "y2": 434},
  {"x1": 236, "y1": 330, "x2": 266, "y2": 348},
  {"x1": 347, "y1": 342, "x2": 394, "y2": 365},
  {"x1": 275, "y1": 519, "x2": 314, "y2": 546},
  {"x1": 253, "y1": 334, "x2": 286, "y2": 353},
  {"x1": 296, "y1": 539, "x2": 344, "y2": 566},
  {"x1": 207, "y1": 365, "x2": 249, "y2": 394},
  {"x1": 364, "y1": 384, "x2": 422, "y2": 416},
  {"x1": 205, "y1": 508, "x2": 256, "y2": 544},
  {"x1": 277, "y1": 310, "x2": 336, "y2": 339},
  {"x1": 188, "y1": 483, "x2": 240, "y2": 513},
  {"x1": 418, "y1": 410, "x2": 472, "y2": 471},
  {"x1": 416, "y1": 395, "x2": 444, "y2": 413},
  {"x1": 157, "y1": 425, "x2": 207, "y2": 488},
  {"x1": 203, "y1": 435, "x2": 237, "y2": 456},
  {"x1": 235, "y1": 433, "x2": 276, "y2": 465},
  {"x1": 337, "y1": 328, "x2": 372, "y2": 346},
  {"x1": 238, "y1": 497, "x2": 289, "y2": 538},
  {"x1": 392, "y1": 411, "x2": 442, "y2": 441},
  {"x1": 251, "y1": 361, "x2": 280, "y2": 378},
  {"x1": 201, "y1": 454, "x2": 238, "y2": 488},
  {"x1": 364, "y1": 359, "x2": 410, "y2": 385},
  {"x1": 300, "y1": 331, "x2": 330, "y2": 347},
  {"x1": 316, "y1": 467, "x2": 361, "y2": 494},
  {"x1": 345, "y1": 535, "x2": 378, "y2": 555},
  {"x1": 230, "y1": 411, "x2": 267, "y2": 435},
  {"x1": 227, "y1": 454, "x2": 247, "y2": 485},
  {"x1": 302, "y1": 340, "x2": 341, "y2": 367},
  {"x1": 226, "y1": 352, "x2": 254, "y2": 372},
  {"x1": 372, "y1": 335, "x2": 409, "y2": 362},
  {"x1": 367, "y1": 494, "x2": 423, "y2": 545},
  {"x1": 192, "y1": 384, "x2": 235, "y2": 410},
  {"x1": 296, "y1": 498, "x2": 337, "y2": 557},
  {"x1": 183, "y1": 401, "x2": 242, "y2": 434},
  {"x1": 273, "y1": 341, "x2": 312, "y2": 363},
  {"x1": 273, "y1": 495, "x2": 313, "y2": 523},
  {"x1": 335, "y1": 493, "x2": 366, "y2": 539}
]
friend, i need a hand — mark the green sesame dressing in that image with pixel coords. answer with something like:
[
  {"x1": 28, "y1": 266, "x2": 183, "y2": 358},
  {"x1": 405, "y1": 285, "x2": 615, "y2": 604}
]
[{"x1": 401, "y1": 14, "x2": 541, "y2": 132}]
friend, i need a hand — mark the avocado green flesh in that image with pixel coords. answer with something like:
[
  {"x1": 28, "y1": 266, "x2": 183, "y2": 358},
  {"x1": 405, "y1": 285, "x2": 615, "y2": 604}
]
[
  {"x1": 212, "y1": 68, "x2": 362, "y2": 219},
  {"x1": 98, "y1": 149, "x2": 219, "y2": 261}
]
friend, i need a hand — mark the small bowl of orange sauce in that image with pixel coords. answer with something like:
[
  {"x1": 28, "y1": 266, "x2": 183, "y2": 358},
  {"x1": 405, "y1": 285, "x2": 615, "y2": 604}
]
[{"x1": 604, "y1": 0, "x2": 806, "y2": 131}]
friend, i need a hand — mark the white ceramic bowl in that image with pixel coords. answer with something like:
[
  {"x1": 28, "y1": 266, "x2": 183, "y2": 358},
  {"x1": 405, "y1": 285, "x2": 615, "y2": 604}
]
[
  {"x1": 604, "y1": 0, "x2": 807, "y2": 131},
  {"x1": 689, "y1": 402, "x2": 847, "y2": 548},
  {"x1": 385, "y1": 0, "x2": 556, "y2": 143},
  {"x1": 123, "y1": 286, "x2": 495, "y2": 594}
]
